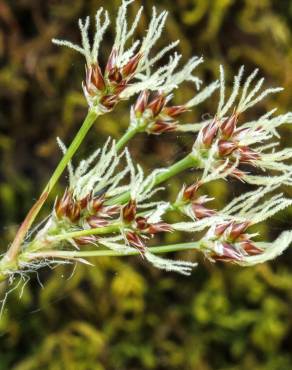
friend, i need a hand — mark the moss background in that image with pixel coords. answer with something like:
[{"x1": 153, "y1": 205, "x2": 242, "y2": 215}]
[{"x1": 1, "y1": 0, "x2": 292, "y2": 369}]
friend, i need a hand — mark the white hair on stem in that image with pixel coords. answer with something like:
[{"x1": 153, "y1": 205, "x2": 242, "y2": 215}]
[
  {"x1": 242, "y1": 112, "x2": 292, "y2": 141},
  {"x1": 217, "y1": 65, "x2": 283, "y2": 117},
  {"x1": 171, "y1": 210, "x2": 225, "y2": 233},
  {"x1": 146, "y1": 202, "x2": 170, "y2": 224},
  {"x1": 239, "y1": 231, "x2": 292, "y2": 266},
  {"x1": 144, "y1": 252, "x2": 197, "y2": 275},
  {"x1": 201, "y1": 156, "x2": 240, "y2": 184},
  {"x1": 52, "y1": 1, "x2": 207, "y2": 101},
  {"x1": 217, "y1": 65, "x2": 225, "y2": 115},
  {"x1": 56, "y1": 137, "x2": 74, "y2": 184},
  {"x1": 139, "y1": 6, "x2": 169, "y2": 69},
  {"x1": 221, "y1": 180, "x2": 292, "y2": 224},
  {"x1": 52, "y1": 8, "x2": 110, "y2": 66},
  {"x1": 186, "y1": 80, "x2": 220, "y2": 108},
  {"x1": 99, "y1": 236, "x2": 134, "y2": 254},
  {"x1": 173, "y1": 172, "x2": 292, "y2": 233},
  {"x1": 243, "y1": 172, "x2": 292, "y2": 187},
  {"x1": 57, "y1": 138, "x2": 130, "y2": 201},
  {"x1": 217, "y1": 65, "x2": 244, "y2": 118},
  {"x1": 124, "y1": 149, "x2": 166, "y2": 208},
  {"x1": 98, "y1": 236, "x2": 197, "y2": 275},
  {"x1": 163, "y1": 56, "x2": 204, "y2": 92}
]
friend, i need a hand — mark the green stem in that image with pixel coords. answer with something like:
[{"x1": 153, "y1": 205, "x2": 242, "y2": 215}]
[
  {"x1": 44, "y1": 110, "x2": 99, "y2": 195},
  {"x1": 6, "y1": 109, "x2": 99, "y2": 262},
  {"x1": 0, "y1": 274, "x2": 6, "y2": 283},
  {"x1": 54, "y1": 223, "x2": 122, "y2": 240},
  {"x1": 153, "y1": 153, "x2": 199, "y2": 184},
  {"x1": 106, "y1": 153, "x2": 199, "y2": 206},
  {"x1": 115, "y1": 127, "x2": 140, "y2": 151},
  {"x1": 27, "y1": 241, "x2": 202, "y2": 260}
]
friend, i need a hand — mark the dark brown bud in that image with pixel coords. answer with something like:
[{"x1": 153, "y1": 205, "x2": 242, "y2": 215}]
[
  {"x1": 183, "y1": 182, "x2": 201, "y2": 201},
  {"x1": 163, "y1": 105, "x2": 188, "y2": 118},
  {"x1": 134, "y1": 90, "x2": 150, "y2": 114},
  {"x1": 74, "y1": 235, "x2": 97, "y2": 246},
  {"x1": 122, "y1": 53, "x2": 142, "y2": 77},
  {"x1": 91, "y1": 64, "x2": 106, "y2": 91},
  {"x1": 91, "y1": 196, "x2": 105, "y2": 213},
  {"x1": 220, "y1": 114, "x2": 238, "y2": 138},
  {"x1": 79, "y1": 193, "x2": 92, "y2": 210},
  {"x1": 55, "y1": 189, "x2": 73, "y2": 219},
  {"x1": 218, "y1": 140, "x2": 237, "y2": 157},
  {"x1": 238, "y1": 146, "x2": 260, "y2": 163},
  {"x1": 100, "y1": 94, "x2": 119, "y2": 110},
  {"x1": 148, "y1": 93, "x2": 166, "y2": 116},
  {"x1": 99, "y1": 205, "x2": 121, "y2": 218},
  {"x1": 241, "y1": 240, "x2": 263, "y2": 255},
  {"x1": 86, "y1": 64, "x2": 105, "y2": 92},
  {"x1": 150, "y1": 120, "x2": 177, "y2": 134},
  {"x1": 201, "y1": 119, "x2": 218, "y2": 147},
  {"x1": 215, "y1": 222, "x2": 232, "y2": 237},
  {"x1": 229, "y1": 221, "x2": 250, "y2": 240},
  {"x1": 54, "y1": 195, "x2": 67, "y2": 219},
  {"x1": 148, "y1": 222, "x2": 173, "y2": 234},
  {"x1": 105, "y1": 48, "x2": 118, "y2": 74},
  {"x1": 136, "y1": 216, "x2": 149, "y2": 230},
  {"x1": 122, "y1": 199, "x2": 137, "y2": 223},
  {"x1": 214, "y1": 242, "x2": 243, "y2": 262},
  {"x1": 66, "y1": 202, "x2": 81, "y2": 223},
  {"x1": 113, "y1": 81, "x2": 127, "y2": 95},
  {"x1": 191, "y1": 204, "x2": 216, "y2": 219},
  {"x1": 54, "y1": 197, "x2": 61, "y2": 217},
  {"x1": 108, "y1": 67, "x2": 123, "y2": 83},
  {"x1": 87, "y1": 216, "x2": 109, "y2": 228},
  {"x1": 126, "y1": 231, "x2": 146, "y2": 254}
]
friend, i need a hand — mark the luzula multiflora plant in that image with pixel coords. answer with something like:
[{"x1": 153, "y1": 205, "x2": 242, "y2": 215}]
[{"x1": 1, "y1": 0, "x2": 292, "y2": 291}]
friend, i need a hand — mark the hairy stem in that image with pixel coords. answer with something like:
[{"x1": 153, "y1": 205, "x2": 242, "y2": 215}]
[
  {"x1": 5, "y1": 109, "x2": 100, "y2": 262},
  {"x1": 106, "y1": 152, "x2": 200, "y2": 206}
]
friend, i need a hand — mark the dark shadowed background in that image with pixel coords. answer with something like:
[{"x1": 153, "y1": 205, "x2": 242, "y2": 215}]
[{"x1": 1, "y1": 0, "x2": 292, "y2": 369}]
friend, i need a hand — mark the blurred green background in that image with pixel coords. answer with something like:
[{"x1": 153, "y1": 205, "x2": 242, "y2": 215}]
[{"x1": 1, "y1": 0, "x2": 292, "y2": 369}]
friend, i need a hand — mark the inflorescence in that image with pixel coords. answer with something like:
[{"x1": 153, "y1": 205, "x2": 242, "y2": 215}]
[{"x1": 1, "y1": 0, "x2": 292, "y2": 288}]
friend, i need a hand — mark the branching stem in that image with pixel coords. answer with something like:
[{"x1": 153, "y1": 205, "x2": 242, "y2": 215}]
[
  {"x1": 26, "y1": 241, "x2": 202, "y2": 260},
  {"x1": 115, "y1": 126, "x2": 141, "y2": 151},
  {"x1": 106, "y1": 153, "x2": 200, "y2": 205},
  {"x1": 5, "y1": 109, "x2": 100, "y2": 262},
  {"x1": 54, "y1": 223, "x2": 122, "y2": 240}
]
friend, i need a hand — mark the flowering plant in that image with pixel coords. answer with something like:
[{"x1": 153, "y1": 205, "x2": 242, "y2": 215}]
[{"x1": 1, "y1": 0, "x2": 292, "y2": 301}]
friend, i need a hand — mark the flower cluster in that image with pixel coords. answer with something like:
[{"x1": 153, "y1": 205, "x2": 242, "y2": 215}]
[
  {"x1": 189, "y1": 67, "x2": 292, "y2": 184},
  {"x1": 204, "y1": 221, "x2": 262, "y2": 262},
  {"x1": 52, "y1": 0, "x2": 209, "y2": 112},
  {"x1": 121, "y1": 199, "x2": 172, "y2": 253},
  {"x1": 174, "y1": 181, "x2": 216, "y2": 221},
  {"x1": 202, "y1": 219, "x2": 292, "y2": 267},
  {"x1": 25, "y1": 140, "x2": 195, "y2": 275},
  {"x1": 194, "y1": 113, "x2": 260, "y2": 180},
  {"x1": 173, "y1": 178, "x2": 292, "y2": 265},
  {"x1": 130, "y1": 90, "x2": 188, "y2": 134},
  {"x1": 1, "y1": 0, "x2": 292, "y2": 289},
  {"x1": 82, "y1": 49, "x2": 142, "y2": 111}
]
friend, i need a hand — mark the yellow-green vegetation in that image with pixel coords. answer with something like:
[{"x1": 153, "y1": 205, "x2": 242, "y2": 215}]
[{"x1": 0, "y1": 0, "x2": 292, "y2": 369}]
